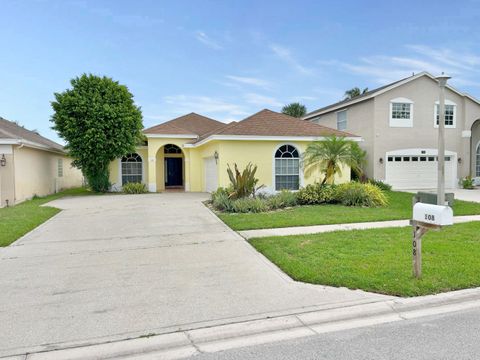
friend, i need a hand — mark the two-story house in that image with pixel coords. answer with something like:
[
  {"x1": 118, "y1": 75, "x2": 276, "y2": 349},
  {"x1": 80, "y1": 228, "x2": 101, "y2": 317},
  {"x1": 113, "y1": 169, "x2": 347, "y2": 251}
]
[{"x1": 303, "y1": 72, "x2": 480, "y2": 189}]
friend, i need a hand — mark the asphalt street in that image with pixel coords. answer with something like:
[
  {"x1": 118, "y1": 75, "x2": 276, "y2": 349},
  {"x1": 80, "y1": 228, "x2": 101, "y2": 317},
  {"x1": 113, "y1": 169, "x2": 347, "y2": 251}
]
[{"x1": 193, "y1": 307, "x2": 480, "y2": 360}]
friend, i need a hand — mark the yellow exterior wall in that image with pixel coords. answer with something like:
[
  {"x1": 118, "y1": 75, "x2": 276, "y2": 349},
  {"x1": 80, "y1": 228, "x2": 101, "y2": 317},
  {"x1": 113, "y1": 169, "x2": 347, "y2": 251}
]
[
  {"x1": 12, "y1": 145, "x2": 83, "y2": 204},
  {"x1": 108, "y1": 138, "x2": 351, "y2": 193},
  {"x1": 0, "y1": 145, "x2": 15, "y2": 207},
  {"x1": 109, "y1": 147, "x2": 149, "y2": 191}
]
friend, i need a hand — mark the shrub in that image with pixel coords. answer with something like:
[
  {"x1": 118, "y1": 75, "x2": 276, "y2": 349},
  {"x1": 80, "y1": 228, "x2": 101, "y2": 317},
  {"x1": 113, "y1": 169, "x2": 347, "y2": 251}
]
[
  {"x1": 268, "y1": 190, "x2": 298, "y2": 209},
  {"x1": 122, "y1": 182, "x2": 147, "y2": 194},
  {"x1": 368, "y1": 179, "x2": 392, "y2": 191},
  {"x1": 297, "y1": 183, "x2": 337, "y2": 205},
  {"x1": 335, "y1": 182, "x2": 387, "y2": 207},
  {"x1": 461, "y1": 176, "x2": 475, "y2": 190},
  {"x1": 226, "y1": 163, "x2": 265, "y2": 199},
  {"x1": 211, "y1": 188, "x2": 234, "y2": 212},
  {"x1": 231, "y1": 197, "x2": 269, "y2": 213}
]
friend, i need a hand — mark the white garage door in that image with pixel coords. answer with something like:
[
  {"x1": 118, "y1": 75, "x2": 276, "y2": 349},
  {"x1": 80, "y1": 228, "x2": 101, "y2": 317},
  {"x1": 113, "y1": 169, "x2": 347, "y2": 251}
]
[
  {"x1": 204, "y1": 157, "x2": 218, "y2": 192},
  {"x1": 385, "y1": 151, "x2": 456, "y2": 189}
]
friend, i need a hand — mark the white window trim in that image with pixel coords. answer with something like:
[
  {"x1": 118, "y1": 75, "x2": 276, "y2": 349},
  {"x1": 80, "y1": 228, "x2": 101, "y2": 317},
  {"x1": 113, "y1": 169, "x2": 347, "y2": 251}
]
[
  {"x1": 118, "y1": 153, "x2": 146, "y2": 187},
  {"x1": 433, "y1": 100, "x2": 457, "y2": 129},
  {"x1": 57, "y1": 158, "x2": 64, "y2": 178},
  {"x1": 336, "y1": 109, "x2": 347, "y2": 131},
  {"x1": 389, "y1": 97, "x2": 414, "y2": 128},
  {"x1": 272, "y1": 143, "x2": 303, "y2": 192},
  {"x1": 475, "y1": 140, "x2": 480, "y2": 178}
]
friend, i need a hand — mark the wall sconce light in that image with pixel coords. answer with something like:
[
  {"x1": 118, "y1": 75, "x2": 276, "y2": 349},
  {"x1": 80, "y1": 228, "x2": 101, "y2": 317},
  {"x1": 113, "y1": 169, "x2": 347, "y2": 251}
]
[
  {"x1": 214, "y1": 151, "x2": 219, "y2": 164},
  {"x1": 458, "y1": 157, "x2": 462, "y2": 164},
  {"x1": 379, "y1": 157, "x2": 384, "y2": 164},
  {"x1": 0, "y1": 154, "x2": 6, "y2": 167}
]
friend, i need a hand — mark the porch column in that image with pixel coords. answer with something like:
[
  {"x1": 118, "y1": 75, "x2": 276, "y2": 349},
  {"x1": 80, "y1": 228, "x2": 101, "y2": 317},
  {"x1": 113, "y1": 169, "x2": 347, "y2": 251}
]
[
  {"x1": 147, "y1": 147, "x2": 157, "y2": 192},
  {"x1": 184, "y1": 149, "x2": 191, "y2": 191}
]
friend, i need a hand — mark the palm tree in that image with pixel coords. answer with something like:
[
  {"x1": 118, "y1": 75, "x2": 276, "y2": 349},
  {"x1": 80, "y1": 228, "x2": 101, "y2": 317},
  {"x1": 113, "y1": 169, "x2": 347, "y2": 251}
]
[
  {"x1": 303, "y1": 136, "x2": 364, "y2": 185},
  {"x1": 344, "y1": 87, "x2": 368, "y2": 100},
  {"x1": 281, "y1": 102, "x2": 307, "y2": 118},
  {"x1": 350, "y1": 142, "x2": 367, "y2": 179}
]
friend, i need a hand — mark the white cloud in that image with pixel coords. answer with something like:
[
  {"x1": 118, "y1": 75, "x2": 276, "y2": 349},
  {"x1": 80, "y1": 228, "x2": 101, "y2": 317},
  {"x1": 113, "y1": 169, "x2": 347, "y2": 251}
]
[
  {"x1": 162, "y1": 95, "x2": 249, "y2": 119},
  {"x1": 225, "y1": 75, "x2": 272, "y2": 89},
  {"x1": 325, "y1": 44, "x2": 480, "y2": 86},
  {"x1": 194, "y1": 31, "x2": 223, "y2": 50},
  {"x1": 243, "y1": 93, "x2": 283, "y2": 107},
  {"x1": 270, "y1": 44, "x2": 313, "y2": 75}
]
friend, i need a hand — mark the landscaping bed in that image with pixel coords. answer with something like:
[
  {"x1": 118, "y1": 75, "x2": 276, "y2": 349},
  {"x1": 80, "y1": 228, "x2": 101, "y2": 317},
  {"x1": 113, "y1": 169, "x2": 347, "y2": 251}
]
[
  {"x1": 249, "y1": 221, "x2": 480, "y2": 296},
  {"x1": 0, "y1": 187, "x2": 94, "y2": 247},
  {"x1": 218, "y1": 191, "x2": 480, "y2": 231}
]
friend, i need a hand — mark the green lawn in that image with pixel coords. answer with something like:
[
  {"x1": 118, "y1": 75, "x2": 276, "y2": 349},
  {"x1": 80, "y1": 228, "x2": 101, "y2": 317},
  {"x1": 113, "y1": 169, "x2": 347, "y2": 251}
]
[
  {"x1": 218, "y1": 191, "x2": 480, "y2": 231},
  {"x1": 0, "y1": 188, "x2": 94, "y2": 247},
  {"x1": 250, "y1": 221, "x2": 480, "y2": 296}
]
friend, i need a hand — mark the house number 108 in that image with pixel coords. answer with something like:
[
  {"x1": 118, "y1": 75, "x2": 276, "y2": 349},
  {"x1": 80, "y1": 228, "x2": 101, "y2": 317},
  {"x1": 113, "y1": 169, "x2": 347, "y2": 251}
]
[{"x1": 425, "y1": 214, "x2": 435, "y2": 221}]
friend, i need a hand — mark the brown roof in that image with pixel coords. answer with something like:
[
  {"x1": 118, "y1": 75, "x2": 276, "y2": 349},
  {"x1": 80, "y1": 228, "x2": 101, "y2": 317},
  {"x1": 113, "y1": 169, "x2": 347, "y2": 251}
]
[
  {"x1": 191, "y1": 109, "x2": 357, "y2": 143},
  {"x1": 0, "y1": 117, "x2": 64, "y2": 152},
  {"x1": 143, "y1": 113, "x2": 225, "y2": 136}
]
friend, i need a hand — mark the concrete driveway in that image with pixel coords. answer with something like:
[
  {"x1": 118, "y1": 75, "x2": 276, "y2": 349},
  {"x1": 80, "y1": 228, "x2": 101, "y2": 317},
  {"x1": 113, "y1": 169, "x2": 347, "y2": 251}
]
[{"x1": 0, "y1": 193, "x2": 388, "y2": 357}]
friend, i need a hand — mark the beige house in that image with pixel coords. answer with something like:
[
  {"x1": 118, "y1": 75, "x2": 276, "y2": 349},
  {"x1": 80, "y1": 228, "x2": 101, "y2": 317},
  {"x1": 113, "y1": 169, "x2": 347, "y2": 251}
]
[
  {"x1": 0, "y1": 117, "x2": 83, "y2": 207},
  {"x1": 304, "y1": 72, "x2": 480, "y2": 189}
]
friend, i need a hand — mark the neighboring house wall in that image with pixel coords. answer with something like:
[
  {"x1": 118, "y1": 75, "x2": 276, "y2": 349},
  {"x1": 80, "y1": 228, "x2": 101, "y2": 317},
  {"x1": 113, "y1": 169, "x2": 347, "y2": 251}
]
[
  {"x1": 308, "y1": 75, "x2": 480, "y2": 187},
  {"x1": 372, "y1": 76, "x2": 468, "y2": 181},
  {"x1": 13, "y1": 145, "x2": 83, "y2": 204},
  {"x1": 0, "y1": 145, "x2": 15, "y2": 207},
  {"x1": 311, "y1": 99, "x2": 375, "y2": 177},
  {"x1": 109, "y1": 147, "x2": 149, "y2": 191}
]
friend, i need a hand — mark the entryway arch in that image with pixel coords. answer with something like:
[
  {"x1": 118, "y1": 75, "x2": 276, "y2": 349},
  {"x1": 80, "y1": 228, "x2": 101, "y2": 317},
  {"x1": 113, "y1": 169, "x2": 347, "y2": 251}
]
[{"x1": 156, "y1": 144, "x2": 185, "y2": 190}]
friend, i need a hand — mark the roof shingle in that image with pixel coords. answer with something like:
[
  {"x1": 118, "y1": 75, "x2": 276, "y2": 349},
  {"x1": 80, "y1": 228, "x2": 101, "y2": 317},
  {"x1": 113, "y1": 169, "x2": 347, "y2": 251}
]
[
  {"x1": 144, "y1": 113, "x2": 225, "y2": 136},
  {"x1": 0, "y1": 117, "x2": 64, "y2": 152}
]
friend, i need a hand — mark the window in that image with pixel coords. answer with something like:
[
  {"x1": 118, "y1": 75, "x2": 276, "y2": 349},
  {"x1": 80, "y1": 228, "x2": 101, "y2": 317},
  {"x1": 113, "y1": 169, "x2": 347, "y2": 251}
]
[
  {"x1": 434, "y1": 101, "x2": 456, "y2": 128},
  {"x1": 476, "y1": 144, "x2": 480, "y2": 177},
  {"x1": 121, "y1": 153, "x2": 143, "y2": 185},
  {"x1": 336, "y1": 110, "x2": 347, "y2": 131},
  {"x1": 57, "y1": 159, "x2": 63, "y2": 177},
  {"x1": 275, "y1": 145, "x2": 300, "y2": 190},
  {"x1": 164, "y1": 144, "x2": 182, "y2": 154},
  {"x1": 389, "y1": 98, "x2": 413, "y2": 127}
]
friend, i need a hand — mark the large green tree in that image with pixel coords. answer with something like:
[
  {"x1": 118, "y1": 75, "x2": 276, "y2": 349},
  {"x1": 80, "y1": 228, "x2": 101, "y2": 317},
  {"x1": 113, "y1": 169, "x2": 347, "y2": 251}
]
[
  {"x1": 344, "y1": 87, "x2": 368, "y2": 100},
  {"x1": 281, "y1": 102, "x2": 307, "y2": 118},
  {"x1": 51, "y1": 74, "x2": 143, "y2": 192},
  {"x1": 303, "y1": 135, "x2": 365, "y2": 185}
]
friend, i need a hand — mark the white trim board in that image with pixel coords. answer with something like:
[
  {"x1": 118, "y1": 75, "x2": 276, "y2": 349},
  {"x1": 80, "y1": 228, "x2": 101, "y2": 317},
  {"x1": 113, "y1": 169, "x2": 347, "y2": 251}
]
[{"x1": 184, "y1": 135, "x2": 362, "y2": 148}]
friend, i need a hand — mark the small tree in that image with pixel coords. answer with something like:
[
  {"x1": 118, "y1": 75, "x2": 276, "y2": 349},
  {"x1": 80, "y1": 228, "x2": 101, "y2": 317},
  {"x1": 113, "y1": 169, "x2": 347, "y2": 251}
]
[
  {"x1": 344, "y1": 87, "x2": 368, "y2": 100},
  {"x1": 51, "y1": 74, "x2": 143, "y2": 192},
  {"x1": 281, "y1": 102, "x2": 307, "y2": 118},
  {"x1": 303, "y1": 136, "x2": 363, "y2": 185}
]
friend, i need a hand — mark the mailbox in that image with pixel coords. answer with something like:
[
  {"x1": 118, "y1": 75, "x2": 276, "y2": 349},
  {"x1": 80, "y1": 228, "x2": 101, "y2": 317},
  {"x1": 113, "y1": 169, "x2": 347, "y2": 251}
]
[{"x1": 413, "y1": 203, "x2": 453, "y2": 226}]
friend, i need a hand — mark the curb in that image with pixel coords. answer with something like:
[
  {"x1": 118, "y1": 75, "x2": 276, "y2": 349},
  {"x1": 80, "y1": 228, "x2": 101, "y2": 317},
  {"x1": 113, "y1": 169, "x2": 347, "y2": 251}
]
[{"x1": 5, "y1": 287, "x2": 480, "y2": 360}]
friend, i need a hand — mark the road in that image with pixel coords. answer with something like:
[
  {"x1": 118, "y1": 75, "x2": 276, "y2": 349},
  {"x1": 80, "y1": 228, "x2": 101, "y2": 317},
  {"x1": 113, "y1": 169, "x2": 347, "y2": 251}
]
[{"x1": 194, "y1": 307, "x2": 480, "y2": 360}]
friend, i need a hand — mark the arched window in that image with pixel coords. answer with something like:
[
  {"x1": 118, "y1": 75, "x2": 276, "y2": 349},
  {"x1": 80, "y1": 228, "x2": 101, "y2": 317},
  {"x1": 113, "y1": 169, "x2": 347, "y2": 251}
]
[
  {"x1": 275, "y1": 145, "x2": 300, "y2": 190},
  {"x1": 476, "y1": 143, "x2": 480, "y2": 177},
  {"x1": 164, "y1": 144, "x2": 182, "y2": 154},
  {"x1": 121, "y1": 153, "x2": 143, "y2": 185}
]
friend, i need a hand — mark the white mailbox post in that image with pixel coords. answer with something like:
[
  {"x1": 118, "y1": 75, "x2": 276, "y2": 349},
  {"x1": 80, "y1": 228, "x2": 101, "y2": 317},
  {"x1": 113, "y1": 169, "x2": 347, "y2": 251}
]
[{"x1": 410, "y1": 203, "x2": 453, "y2": 278}]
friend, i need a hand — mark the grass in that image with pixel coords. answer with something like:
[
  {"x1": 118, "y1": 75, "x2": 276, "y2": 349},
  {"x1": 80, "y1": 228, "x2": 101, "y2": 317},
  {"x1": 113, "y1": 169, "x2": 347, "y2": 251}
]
[
  {"x1": 218, "y1": 191, "x2": 480, "y2": 231},
  {"x1": 0, "y1": 187, "x2": 95, "y2": 247},
  {"x1": 250, "y1": 221, "x2": 480, "y2": 296}
]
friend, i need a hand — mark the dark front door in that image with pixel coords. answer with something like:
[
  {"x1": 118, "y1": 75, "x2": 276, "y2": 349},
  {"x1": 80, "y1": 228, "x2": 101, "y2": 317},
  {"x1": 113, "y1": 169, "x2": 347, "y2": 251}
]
[{"x1": 165, "y1": 157, "x2": 183, "y2": 186}]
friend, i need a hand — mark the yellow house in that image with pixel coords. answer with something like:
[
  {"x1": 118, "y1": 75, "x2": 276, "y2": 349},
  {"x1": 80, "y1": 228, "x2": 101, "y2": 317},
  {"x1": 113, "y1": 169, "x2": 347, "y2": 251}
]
[
  {"x1": 109, "y1": 109, "x2": 360, "y2": 193},
  {"x1": 0, "y1": 117, "x2": 84, "y2": 207}
]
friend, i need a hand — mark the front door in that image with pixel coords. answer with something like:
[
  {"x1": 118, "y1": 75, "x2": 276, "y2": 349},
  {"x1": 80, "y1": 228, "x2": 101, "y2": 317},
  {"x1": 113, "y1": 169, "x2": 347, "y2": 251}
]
[{"x1": 165, "y1": 157, "x2": 183, "y2": 187}]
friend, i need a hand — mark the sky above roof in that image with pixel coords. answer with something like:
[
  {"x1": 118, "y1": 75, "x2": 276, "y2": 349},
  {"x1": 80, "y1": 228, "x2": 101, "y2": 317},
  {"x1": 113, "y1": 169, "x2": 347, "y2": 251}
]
[{"x1": 2, "y1": 0, "x2": 480, "y2": 143}]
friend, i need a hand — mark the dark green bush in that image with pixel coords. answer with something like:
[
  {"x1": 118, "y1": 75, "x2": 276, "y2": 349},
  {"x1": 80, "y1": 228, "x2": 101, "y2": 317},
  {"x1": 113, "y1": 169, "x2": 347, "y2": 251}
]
[
  {"x1": 462, "y1": 176, "x2": 475, "y2": 190},
  {"x1": 368, "y1": 179, "x2": 392, "y2": 191},
  {"x1": 297, "y1": 183, "x2": 337, "y2": 205},
  {"x1": 268, "y1": 190, "x2": 298, "y2": 209},
  {"x1": 122, "y1": 182, "x2": 147, "y2": 194},
  {"x1": 335, "y1": 182, "x2": 387, "y2": 207},
  {"x1": 211, "y1": 188, "x2": 234, "y2": 212}
]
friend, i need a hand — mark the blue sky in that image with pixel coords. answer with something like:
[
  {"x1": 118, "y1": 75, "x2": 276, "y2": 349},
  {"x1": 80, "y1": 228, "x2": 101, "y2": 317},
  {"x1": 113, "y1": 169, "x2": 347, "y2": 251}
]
[{"x1": 2, "y1": 0, "x2": 480, "y2": 143}]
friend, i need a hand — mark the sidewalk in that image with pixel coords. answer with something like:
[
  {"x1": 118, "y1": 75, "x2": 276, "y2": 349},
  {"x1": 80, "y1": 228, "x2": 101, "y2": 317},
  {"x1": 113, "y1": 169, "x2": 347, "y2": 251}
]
[
  {"x1": 240, "y1": 214, "x2": 480, "y2": 239},
  {"x1": 8, "y1": 287, "x2": 480, "y2": 360}
]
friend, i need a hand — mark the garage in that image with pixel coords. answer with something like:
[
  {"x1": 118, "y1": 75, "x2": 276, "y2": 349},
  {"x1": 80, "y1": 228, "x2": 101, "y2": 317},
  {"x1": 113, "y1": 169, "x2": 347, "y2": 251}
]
[
  {"x1": 204, "y1": 156, "x2": 218, "y2": 192},
  {"x1": 385, "y1": 149, "x2": 457, "y2": 189}
]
